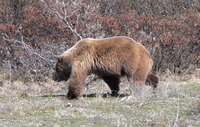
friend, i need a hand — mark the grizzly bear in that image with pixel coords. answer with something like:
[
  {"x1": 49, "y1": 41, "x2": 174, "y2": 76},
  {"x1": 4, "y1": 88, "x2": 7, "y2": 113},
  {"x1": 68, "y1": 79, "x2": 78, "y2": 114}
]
[{"x1": 52, "y1": 36, "x2": 159, "y2": 99}]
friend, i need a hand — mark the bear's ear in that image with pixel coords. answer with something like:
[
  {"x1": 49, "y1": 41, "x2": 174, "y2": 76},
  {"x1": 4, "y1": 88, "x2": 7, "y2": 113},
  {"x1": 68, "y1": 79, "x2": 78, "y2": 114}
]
[{"x1": 58, "y1": 56, "x2": 64, "y2": 63}]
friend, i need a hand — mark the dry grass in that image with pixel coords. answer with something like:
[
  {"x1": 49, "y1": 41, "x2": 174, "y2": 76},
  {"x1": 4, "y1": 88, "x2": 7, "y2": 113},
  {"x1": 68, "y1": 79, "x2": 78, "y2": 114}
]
[{"x1": 0, "y1": 72, "x2": 200, "y2": 127}]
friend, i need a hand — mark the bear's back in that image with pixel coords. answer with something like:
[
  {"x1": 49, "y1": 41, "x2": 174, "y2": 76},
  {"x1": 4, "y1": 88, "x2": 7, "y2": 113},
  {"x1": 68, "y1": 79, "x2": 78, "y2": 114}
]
[
  {"x1": 81, "y1": 36, "x2": 150, "y2": 57},
  {"x1": 65, "y1": 36, "x2": 150, "y2": 60}
]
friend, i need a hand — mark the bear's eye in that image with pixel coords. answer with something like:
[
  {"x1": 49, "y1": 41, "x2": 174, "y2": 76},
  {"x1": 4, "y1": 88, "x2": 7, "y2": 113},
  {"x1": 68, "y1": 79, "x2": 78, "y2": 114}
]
[{"x1": 56, "y1": 66, "x2": 64, "y2": 72}]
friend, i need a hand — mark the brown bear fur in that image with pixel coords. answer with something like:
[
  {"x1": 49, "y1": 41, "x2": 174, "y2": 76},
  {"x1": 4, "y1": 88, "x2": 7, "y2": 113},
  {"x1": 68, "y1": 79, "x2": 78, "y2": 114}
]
[{"x1": 52, "y1": 36, "x2": 159, "y2": 99}]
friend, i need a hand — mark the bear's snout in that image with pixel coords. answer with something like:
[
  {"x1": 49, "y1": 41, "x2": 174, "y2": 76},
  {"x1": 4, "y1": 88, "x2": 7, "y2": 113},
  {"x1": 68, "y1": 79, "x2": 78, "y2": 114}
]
[{"x1": 52, "y1": 73, "x2": 62, "y2": 82}]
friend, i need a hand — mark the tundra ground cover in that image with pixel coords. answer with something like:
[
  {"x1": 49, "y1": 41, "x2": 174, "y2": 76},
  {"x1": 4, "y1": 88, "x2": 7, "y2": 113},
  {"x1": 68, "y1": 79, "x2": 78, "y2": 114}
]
[{"x1": 0, "y1": 75, "x2": 199, "y2": 127}]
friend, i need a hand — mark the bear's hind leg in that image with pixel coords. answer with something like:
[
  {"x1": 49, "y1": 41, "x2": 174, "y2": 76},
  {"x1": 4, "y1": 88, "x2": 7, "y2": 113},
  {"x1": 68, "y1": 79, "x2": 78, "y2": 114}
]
[
  {"x1": 101, "y1": 76, "x2": 120, "y2": 97},
  {"x1": 127, "y1": 75, "x2": 146, "y2": 98},
  {"x1": 146, "y1": 73, "x2": 159, "y2": 89}
]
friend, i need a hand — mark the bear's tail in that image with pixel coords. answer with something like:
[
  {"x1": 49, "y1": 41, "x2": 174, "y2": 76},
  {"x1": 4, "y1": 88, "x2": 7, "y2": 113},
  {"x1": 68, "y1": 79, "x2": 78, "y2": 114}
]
[{"x1": 146, "y1": 73, "x2": 159, "y2": 89}]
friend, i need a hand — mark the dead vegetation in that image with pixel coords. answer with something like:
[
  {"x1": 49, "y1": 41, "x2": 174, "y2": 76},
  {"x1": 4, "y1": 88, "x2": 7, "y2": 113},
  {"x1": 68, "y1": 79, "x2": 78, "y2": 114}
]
[
  {"x1": 0, "y1": 73, "x2": 199, "y2": 126},
  {"x1": 0, "y1": 0, "x2": 199, "y2": 126}
]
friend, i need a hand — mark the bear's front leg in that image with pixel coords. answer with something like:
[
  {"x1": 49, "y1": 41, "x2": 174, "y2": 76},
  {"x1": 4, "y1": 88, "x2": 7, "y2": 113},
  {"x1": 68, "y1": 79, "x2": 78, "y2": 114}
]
[{"x1": 66, "y1": 74, "x2": 87, "y2": 99}]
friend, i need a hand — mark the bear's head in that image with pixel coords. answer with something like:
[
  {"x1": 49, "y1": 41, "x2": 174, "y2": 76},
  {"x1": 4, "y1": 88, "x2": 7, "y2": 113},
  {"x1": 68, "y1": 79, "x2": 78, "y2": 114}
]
[{"x1": 52, "y1": 55, "x2": 71, "y2": 82}]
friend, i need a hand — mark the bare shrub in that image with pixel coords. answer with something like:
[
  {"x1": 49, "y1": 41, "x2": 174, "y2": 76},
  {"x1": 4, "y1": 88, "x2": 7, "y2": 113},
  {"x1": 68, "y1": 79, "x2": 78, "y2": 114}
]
[{"x1": 0, "y1": 0, "x2": 199, "y2": 87}]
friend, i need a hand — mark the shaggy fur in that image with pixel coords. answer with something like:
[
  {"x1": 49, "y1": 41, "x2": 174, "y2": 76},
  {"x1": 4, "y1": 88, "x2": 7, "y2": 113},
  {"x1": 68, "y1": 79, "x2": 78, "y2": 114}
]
[{"x1": 52, "y1": 36, "x2": 159, "y2": 99}]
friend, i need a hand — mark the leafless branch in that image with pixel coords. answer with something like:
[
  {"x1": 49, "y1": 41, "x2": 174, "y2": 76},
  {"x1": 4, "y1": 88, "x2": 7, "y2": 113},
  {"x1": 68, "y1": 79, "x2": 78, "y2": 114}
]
[
  {"x1": 40, "y1": 0, "x2": 82, "y2": 40},
  {"x1": 5, "y1": 38, "x2": 56, "y2": 63}
]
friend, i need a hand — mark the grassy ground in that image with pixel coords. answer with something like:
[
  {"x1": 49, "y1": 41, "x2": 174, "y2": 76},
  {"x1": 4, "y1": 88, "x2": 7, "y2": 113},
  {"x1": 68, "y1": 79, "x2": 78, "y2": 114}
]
[{"x1": 0, "y1": 74, "x2": 200, "y2": 127}]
